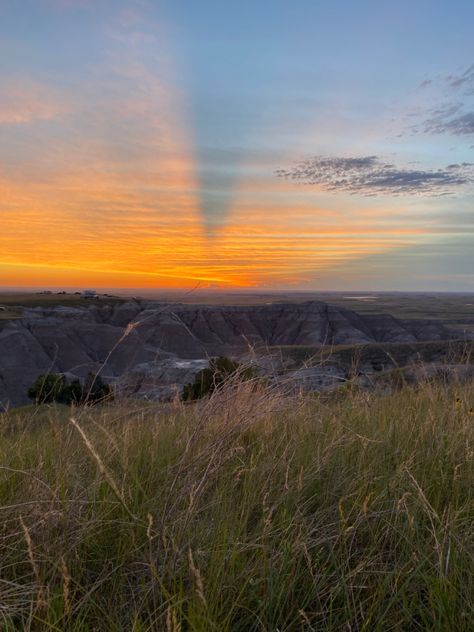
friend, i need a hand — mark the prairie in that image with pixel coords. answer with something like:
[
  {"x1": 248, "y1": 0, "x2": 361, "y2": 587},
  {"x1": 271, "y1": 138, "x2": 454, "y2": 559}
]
[
  {"x1": 0, "y1": 293, "x2": 123, "y2": 322},
  {"x1": 1, "y1": 378, "x2": 473, "y2": 630}
]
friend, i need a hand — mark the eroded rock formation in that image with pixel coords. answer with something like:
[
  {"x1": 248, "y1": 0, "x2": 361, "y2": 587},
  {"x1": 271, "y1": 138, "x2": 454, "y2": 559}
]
[{"x1": 0, "y1": 300, "x2": 467, "y2": 408}]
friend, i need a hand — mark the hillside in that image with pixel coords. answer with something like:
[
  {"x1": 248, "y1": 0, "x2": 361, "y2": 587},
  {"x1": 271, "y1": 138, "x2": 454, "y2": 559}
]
[
  {"x1": 0, "y1": 299, "x2": 468, "y2": 408},
  {"x1": 0, "y1": 380, "x2": 473, "y2": 629}
]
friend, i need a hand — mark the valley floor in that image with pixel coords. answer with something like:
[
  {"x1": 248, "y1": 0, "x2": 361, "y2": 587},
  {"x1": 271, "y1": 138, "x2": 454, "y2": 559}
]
[{"x1": 1, "y1": 380, "x2": 474, "y2": 630}]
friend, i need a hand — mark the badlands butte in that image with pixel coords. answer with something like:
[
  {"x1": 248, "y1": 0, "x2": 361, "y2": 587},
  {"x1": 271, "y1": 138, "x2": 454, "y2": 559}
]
[{"x1": 0, "y1": 292, "x2": 474, "y2": 409}]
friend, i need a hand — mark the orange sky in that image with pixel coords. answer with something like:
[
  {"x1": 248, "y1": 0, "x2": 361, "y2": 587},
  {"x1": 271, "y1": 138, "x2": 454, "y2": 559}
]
[
  {"x1": 0, "y1": 169, "x2": 425, "y2": 288},
  {"x1": 1, "y1": 2, "x2": 471, "y2": 291},
  {"x1": 0, "y1": 59, "x2": 426, "y2": 289}
]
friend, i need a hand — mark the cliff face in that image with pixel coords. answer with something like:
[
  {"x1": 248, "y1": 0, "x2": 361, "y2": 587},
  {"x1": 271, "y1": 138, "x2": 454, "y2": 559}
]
[{"x1": 0, "y1": 300, "x2": 460, "y2": 407}]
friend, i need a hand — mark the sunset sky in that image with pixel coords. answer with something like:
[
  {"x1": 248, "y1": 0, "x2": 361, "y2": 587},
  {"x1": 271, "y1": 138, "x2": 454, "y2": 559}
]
[{"x1": 1, "y1": 0, "x2": 473, "y2": 290}]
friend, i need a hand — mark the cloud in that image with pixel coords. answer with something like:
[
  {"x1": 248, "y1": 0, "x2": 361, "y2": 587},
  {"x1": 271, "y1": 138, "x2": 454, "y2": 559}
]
[
  {"x1": 446, "y1": 64, "x2": 474, "y2": 95},
  {"x1": 423, "y1": 110, "x2": 474, "y2": 136},
  {"x1": 418, "y1": 104, "x2": 474, "y2": 136},
  {"x1": 275, "y1": 156, "x2": 474, "y2": 196},
  {"x1": 419, "y1": 79, "x2": 432, "y2": 89},
  {"x1": 0, "y1": 78, "x2": 67, "y2": 125},
  {"x1": 407, "y1": 65, "x2": 474, "y2": 138}
]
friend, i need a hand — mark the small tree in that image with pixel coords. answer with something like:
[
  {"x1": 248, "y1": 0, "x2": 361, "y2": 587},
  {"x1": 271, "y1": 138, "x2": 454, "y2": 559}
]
[
  {"x1": 182, "y1": 356, "x2": 255, "y2": 401},
  {"x1": 27, "y1": 373, "x2": 66, "y2": 404},
  {"x1": 28, "y1": 373, "x2": 112, "y2": 406},
  {"x1": 83, "y1": 372, "x2": 112, "y2": 404},
  {"x1": 57, "y1": 378, "x2": 85, "y2": 405}
]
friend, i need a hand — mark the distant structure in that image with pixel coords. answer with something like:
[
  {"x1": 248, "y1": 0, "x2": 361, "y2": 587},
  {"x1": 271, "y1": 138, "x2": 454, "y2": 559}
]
[{"x1": 82, "y1": 289, "x2": 97, "y2": 299}]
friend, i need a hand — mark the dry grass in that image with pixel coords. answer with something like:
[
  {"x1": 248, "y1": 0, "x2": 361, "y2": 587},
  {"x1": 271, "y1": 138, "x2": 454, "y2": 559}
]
[{"x1": 0, "y1": 379, "x2": 473, "y2": 630}]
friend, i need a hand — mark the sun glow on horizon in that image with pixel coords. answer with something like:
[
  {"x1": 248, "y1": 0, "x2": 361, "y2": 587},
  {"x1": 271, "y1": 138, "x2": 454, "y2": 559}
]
[{"x1": 1, "y1": 1, "x2": 472, "y2": 291}]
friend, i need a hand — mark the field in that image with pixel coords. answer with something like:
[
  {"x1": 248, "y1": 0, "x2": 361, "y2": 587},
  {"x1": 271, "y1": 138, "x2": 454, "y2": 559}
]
[
  {"x1": 126, "y1": 290, "x2": 474, "y2": 319},
  {"x1": 1, "y1": 379, "x2": 474, "y2": 630},
  {"x1": 2, "y1": 289, "x2": 474, "y2": 329},
  {"x1": 0, "y1": 307, "x2": 23, "y2": 321},
  {"x1": 0, "y1": 292, "x2": 124, "y2": 322},
  {"x1": 120, "y1": 290, "x2": 474, "y2": 336}
]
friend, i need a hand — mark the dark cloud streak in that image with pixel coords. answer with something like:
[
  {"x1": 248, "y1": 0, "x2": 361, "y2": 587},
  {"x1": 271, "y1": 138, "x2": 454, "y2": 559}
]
[
  {"x1": 419, "y1": 105, "x2": 474, "y2": 136},
  {"x1": 446, "y1": 64, "x2": 474, "y2": 95},
  {"x1": 419, "y1": 79, "x2": 432, "y2": 89},
  {"x1": 275, "y1": 156, "x2": 474, "y2": 196},
  {"x1": 408, "y1": 64, "x2": 474, "y2": 138},
  {"x1": 428, "y1": 111, "x2": 474, "y2": 136}
]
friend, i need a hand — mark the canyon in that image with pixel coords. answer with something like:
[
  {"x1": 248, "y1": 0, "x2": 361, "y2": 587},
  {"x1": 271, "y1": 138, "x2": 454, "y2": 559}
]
[{"x1": 0, "y1": 299, "x2": 471, "y2": 408}]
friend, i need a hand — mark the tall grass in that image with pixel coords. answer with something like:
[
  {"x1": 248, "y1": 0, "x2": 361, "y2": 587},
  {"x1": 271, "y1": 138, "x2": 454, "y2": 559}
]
[{"x1": 0, "y1": 379, "x2": 473, "y2": 630}]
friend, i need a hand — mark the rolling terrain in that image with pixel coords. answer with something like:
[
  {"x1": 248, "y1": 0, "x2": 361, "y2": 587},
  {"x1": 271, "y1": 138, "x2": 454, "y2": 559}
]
[{"x1": 0, "y1": 297, "x2": 472, "y2": 408}]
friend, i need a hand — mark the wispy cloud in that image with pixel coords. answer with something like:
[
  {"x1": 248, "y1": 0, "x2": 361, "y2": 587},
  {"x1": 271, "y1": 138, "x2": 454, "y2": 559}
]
[
  {"x1": 0, "y1": 7, "x2": 208, "y2": 289},
  {"x1": 275, "y1": 156, "x2": 474, "y2": 196},
  {"x1": 408, "y1": 64, "x2": 474, "y2": 137},
  {"x1": 0, "y1": 78, "x2": 67, "y2": 124},
  {"x1": 421, "y1": 107, "x2": 474, "y2": 136},
  {"x1": 418, "y1": 79, "x2": 432, "y2": 89},
  {"x1": 445, "y1": 64, "x2": 474, "y2": 95},
  {"x1": 408, "y1": 101, "x2": 474, "y2": 137}
]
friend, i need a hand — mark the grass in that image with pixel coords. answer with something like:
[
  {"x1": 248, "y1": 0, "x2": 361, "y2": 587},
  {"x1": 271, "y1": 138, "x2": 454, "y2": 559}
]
[
  {"x1": 0, "y1": 308, "x2": 23, "y2": 321},
  {"x1": 0, "y1": 293, "x2": 124, "y2": 318},
  {"x1": 0, "y1": 380, "x2": 474, "y2": 630}
]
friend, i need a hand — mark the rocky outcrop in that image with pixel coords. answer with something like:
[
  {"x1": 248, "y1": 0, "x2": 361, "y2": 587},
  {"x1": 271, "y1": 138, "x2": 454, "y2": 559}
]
[
  {"x1": 126, "y1": 301, "x2": 455, "y2": 355},
  {"x1": 0, "y1": 300, "x2": 467, "y2": 408}
]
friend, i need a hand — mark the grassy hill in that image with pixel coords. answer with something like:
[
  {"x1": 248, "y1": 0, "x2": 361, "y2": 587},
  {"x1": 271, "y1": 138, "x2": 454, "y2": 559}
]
[
  {"x1": 0, "y1": 380, "x2": 473, "y2": 630},
  {"x1": 0, "y1": 292, "x2": 124, "y2": 323}
]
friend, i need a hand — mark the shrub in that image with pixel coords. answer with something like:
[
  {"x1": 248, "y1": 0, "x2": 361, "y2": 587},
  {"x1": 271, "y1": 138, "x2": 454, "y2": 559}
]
[
  {"x1": 182, "y1": 355, "x2": 255, "y2": 400},
  {"x1": 82, "y1": 372, "x2": 112, "y2": 403},
  {"x1": 27, "y1": 373, "x2": 66, "y2": 404},
  {"x1": 57, "y1": 378, "x2": 86, "y2": 405},
  {"x1": 28, "y1": 372, "x2": 112, "y2": 406}
]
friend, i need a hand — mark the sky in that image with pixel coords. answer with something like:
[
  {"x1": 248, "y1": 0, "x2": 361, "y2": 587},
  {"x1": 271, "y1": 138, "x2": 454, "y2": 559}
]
[{"x1": 1, "y1": 0, "x2": 473, "y2": 291}]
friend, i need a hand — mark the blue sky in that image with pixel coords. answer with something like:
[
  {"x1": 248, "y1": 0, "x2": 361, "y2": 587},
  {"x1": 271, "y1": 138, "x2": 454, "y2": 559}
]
[{"x1": 0, "y1": 0, "x2": 473, "y2": 289}]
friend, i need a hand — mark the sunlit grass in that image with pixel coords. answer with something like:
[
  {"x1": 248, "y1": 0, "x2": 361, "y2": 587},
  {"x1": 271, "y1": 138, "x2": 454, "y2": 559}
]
[{"x1": 0, "y1": 380, "x2": 473, "y2": 630}]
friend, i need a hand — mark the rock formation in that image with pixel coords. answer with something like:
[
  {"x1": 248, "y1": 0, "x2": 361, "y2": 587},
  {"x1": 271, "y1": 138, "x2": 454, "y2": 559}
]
[{"x1": 0, "y1": 300, "x2": 468, "y2": 408}]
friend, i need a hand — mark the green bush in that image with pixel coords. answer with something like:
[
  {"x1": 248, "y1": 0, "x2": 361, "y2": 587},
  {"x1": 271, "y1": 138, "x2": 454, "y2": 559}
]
[
  {"x1": 182, "y1": 356, "x2": 255, "y2": 400},
  {"x1": 28, "y1": 372, "x2": 112, "y2": 406},
  {"x1": 83, "y1": 372, "x2": 112, "y2": 403},
  {"x1": 27, "y1": 373, "x2": 66, "y2": 404},
  {"x1": 58, "y1": 377, "x2": 85, "y2": 405}
]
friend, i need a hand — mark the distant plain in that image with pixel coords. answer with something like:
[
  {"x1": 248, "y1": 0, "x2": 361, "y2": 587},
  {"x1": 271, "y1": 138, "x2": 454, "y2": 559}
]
[{"x1": 1, "y1": 290, "x2": 474, "y2": 332}]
